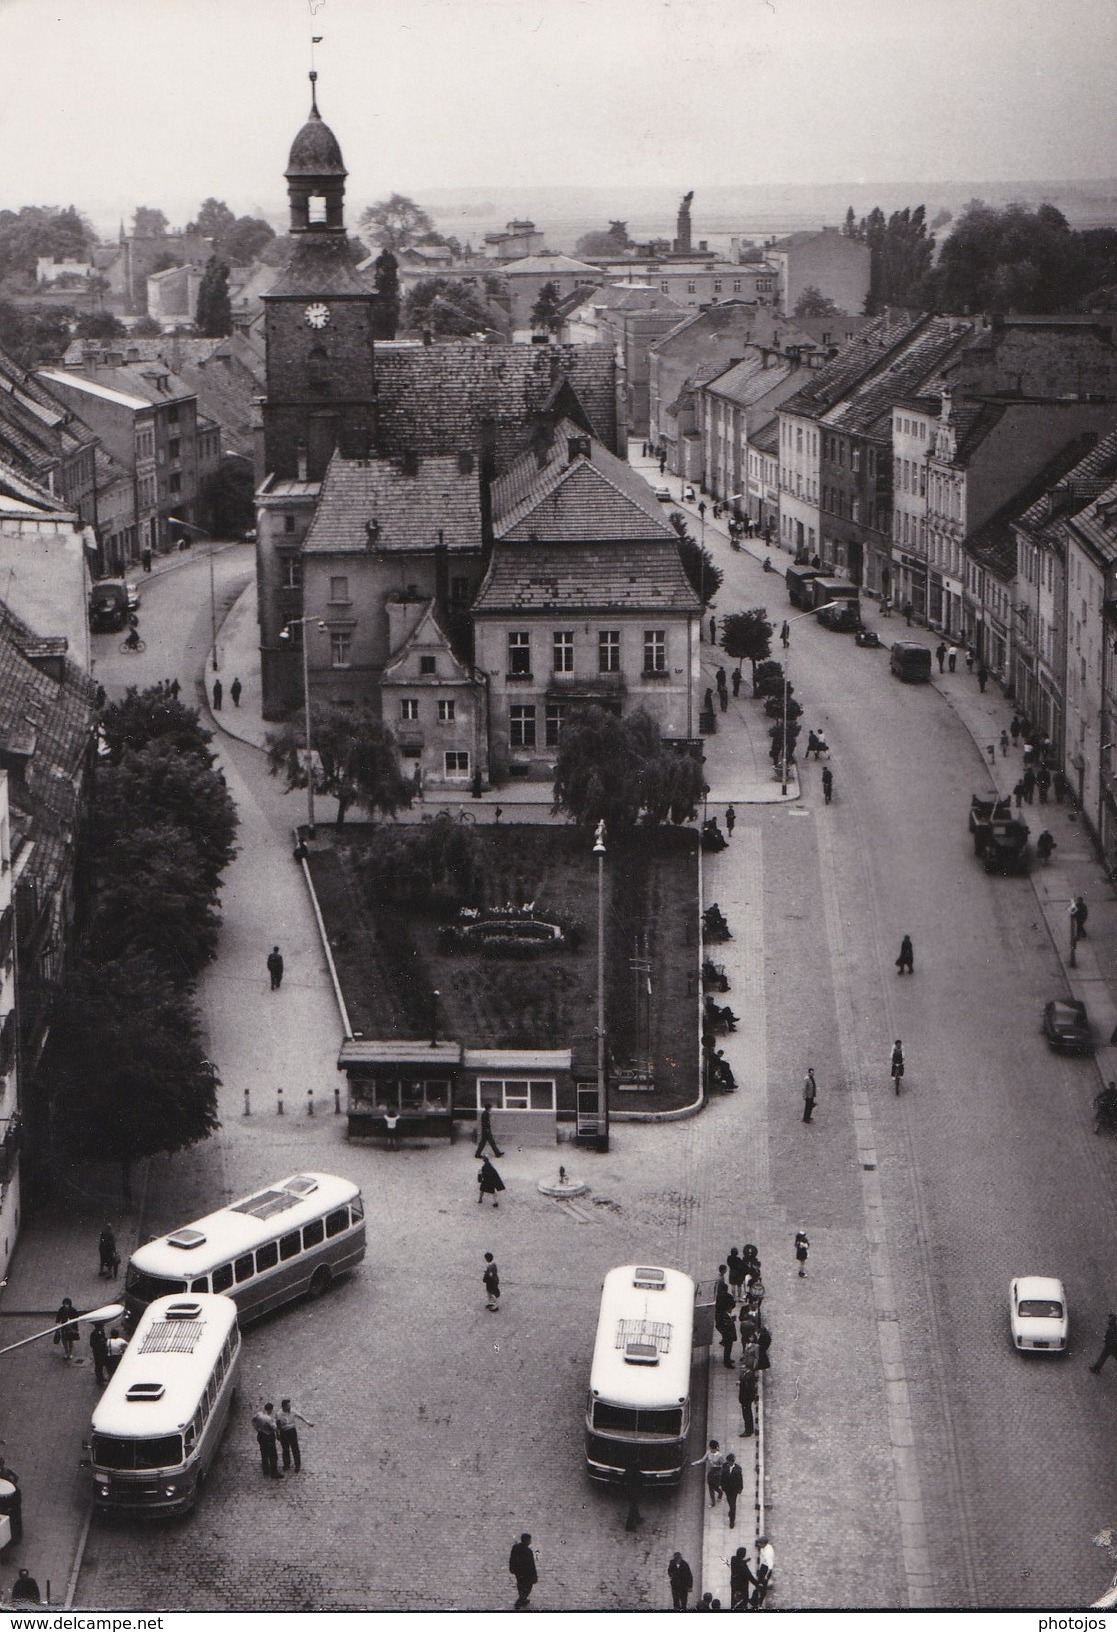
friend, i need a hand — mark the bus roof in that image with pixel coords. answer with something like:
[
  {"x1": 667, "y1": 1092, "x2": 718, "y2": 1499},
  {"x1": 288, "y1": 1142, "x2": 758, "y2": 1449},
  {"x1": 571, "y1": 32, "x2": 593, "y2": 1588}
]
[
  {"x1": 91, "y1": 1295, "x2": 239, "y2": 1439},
  {"x1": 129, "y1": 1172, "x2": 361, "y2": 1278},
  {"x1": 589, "y1": 1265, "x2": 695, "y2": 1410}
]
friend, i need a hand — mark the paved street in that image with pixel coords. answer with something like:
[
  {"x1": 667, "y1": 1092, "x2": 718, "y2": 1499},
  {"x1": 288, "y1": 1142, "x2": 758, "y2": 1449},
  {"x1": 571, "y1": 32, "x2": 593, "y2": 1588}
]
[{"x1": 4, "y1": 530, "x2": 1117, "y2": 1608}]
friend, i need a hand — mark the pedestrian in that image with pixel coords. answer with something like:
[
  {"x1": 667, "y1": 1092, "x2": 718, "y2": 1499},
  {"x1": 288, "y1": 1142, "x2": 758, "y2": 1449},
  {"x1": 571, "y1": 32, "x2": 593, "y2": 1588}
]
[
  {"x1": 731, "y1": 668, "x2": 741, "y2": 697},
  {"x1": 718, "y1": 683, "x2": 728, "y2": 713},
  {"x1": 1000, "y1": 730, "x2": 1009, "y2": 757},
  {"x1": 710, "y1": 615, "x2": 717, "y2": 644},
  {"x1": 966, "y1": 647, "x2": 975, "y2": 674},
  {"x1": 54, "y1": 1297, "x2": 79, "y2": 1361},
  {"x1": 1037, "y1": 766, "x2": 1051, "y2": 803},
  {"x1": 622, "y1": 1461, "x2": 644, "y2": 1530},
  {"x1": 1054, "y1": 768, "x2": 1069, "y2": 804},
  {"x1": 802, "y1": 1067, "x2": 817, "y2": 1124},
  {"x1": 698, "y1": 501, "x2": 707, "y2": 520},
  {"x1": 10, "y1": 1569, "x2": 41, "y2": 1605},
  {"x1": 756, "y1": 1324, "x2": 772, "y2": 1371},
  {"x1": 88, "y1": 1320, "x2": 112, "y2": 1385},
  {"x1": 482, "y1": 1251, "x2": 501, "y2": 1312},
  {"x1": 753, "y1": 1537, "x2": 776, "y2": 1609},
  {"x1": 169, "y1": 677, "x2": 181, "y2": 701},
  {"x1": 1022, "y1": 766, "x2": 1036, "y2": 804},
  {"x1": 737, "y1": 1368, "x2": 758, "y2": 1438},
  {"x1": 726, "y1": 1247, "x2": 745, "y2": 1299},
  {"x1": 896, "y1": 933, "x2": 914, "y2": 974},
  {"x1": 693, "y1": 1438, "x2": 724, "y2": 1507},
  {"x1": 106, "y1": 1328, "x2": 127, "y2": 1376},
  {"x1": 251, "y1": 1402, "x2": 282, "y2": 1477},
  {"x1": 267, "y1": 945, "x2": 284, "y2": 989},
  {"x1": 947, "y1": 644, "x2": 957, "y2": 672},
  {"x1": 716, "y1": 665, "x2": 727, "y2": 693},
  {"x1": 795, "y1": 1230, "x2": 810, "y2": 1277},
  {"x1": 903, "y1": 602, "x2": 913, "y2": 627},
  {"x1": 474, "y1": 1101, "x2": 504, "y2": 1158},
  {"x1": 478, "y1": 1156, "x2": 505, "y2": 1207},
  {"x1": 729, "y1": 1548, "x2": 759, "y2": 1611},
  {"x1": 740, "y1": 1332, "x2": 760, "y2": 1375},
  {"x1": 276, "y1": 1397, "x2": 313, "y2": 1472},
  {"x1": 98, "y1": 1223, "x2": 119, "y2": 1277},
  {"x1": 890, "y1": 1038, "x2": 905, "y2": 1091},
  {"x1": 668, "y1": 1551, "x2": 693, "y2": 1611},
  {"x1": 716, "y1": 1306, "x2": 737, "y2": 1368},
  {"x1": 641, "y1": 442, "x2": 648, "y2": 458},
  {"x1": 230, "y1": 676, "x2": 243, "y2": 708},
  {"x1": 715, "y1": 1264, "x2": 736, "y2": 1317},
  {"x1": 780, "y1": 620, "x2": 790, "y2": 649},
  {"x1": 509, "y1": 1532, "x2": 538, "y2": 1608},
  {"x1": 1090, "y1": 1313, "x2": 1117, "y2": 1372},
  {"x1": 1072, "y1": 895, "x2": 1089, "y2": 939},
  {"x1": 703, "y1": 686, "x2": 714, "y2": 716},
  {"x1": 977, "y1": 663, "x2": 988, "y2": 692},
  {"x1": 725, "y1": 803, "x2": 736, "y2": 838},
  {"x1": 659, "y1": 453, "x2": 666, "y2": 475},
  {"x1": 142, "y1": 546, "x2": 152, "y2": 574},
  {"x1": 721, "y1": 1451, "x2": 745, "y2": 1526},
  {"x1": 821, "y1": 765, "x2": 833, "y2": 804},
  {"x1": 212, "y1": 677, "x2": 222, "y2": 711},
  {"x1": 694, "y1": 1593, "x2": 714, "y2": 1612},
  {"x1": 1013, "y1": 780, "x2": 1024, "y2": 810},
  {"x1": 1010, "y1": 714, "x2": 1021, "y2": 744},
  {"x1": 935, "y1": 641, "x2": 946, "y2": 673},
  {"x1": 383, "y1": 1108, "x2": 401, "y2": 1149}
]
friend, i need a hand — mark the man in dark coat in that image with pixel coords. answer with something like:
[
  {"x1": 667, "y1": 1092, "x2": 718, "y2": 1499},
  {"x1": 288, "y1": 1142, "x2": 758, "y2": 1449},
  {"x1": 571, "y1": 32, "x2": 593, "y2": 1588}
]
[
  {"x1": 478, "y1": 1157, "x2": 505, "y2": 1207},
  {"x1": 89, "y1": 1321, "x2": 109, "y2": 1385},
  {"x1": 896, "y1": 934, "x2": 914, "y2": 974},
  {"x1": 668, "y1": 1552, "x2": 694, "y2": 1610},
  {"x1": 738, "y1": 1368, "x2": 758, "y2": 1437},
  {"x1": 483, "y1": 1252, "x2": 501, "y2": 1312},
  {"x1": 729, "y1": 1548, "x2": 758, "y2": 1610},
  {"x1": 230, "y1": 676, "x2": 243, "y2": 708},
  {"x1": 509, "y1": 1533, "x2": 538, "y2": 1608},
  {"x1": 99, "y1": 1223, "x2": 119, "y2": 1276},
  {"x1": 721, "y1": 1451, "x2": 744, "y2": 1527},
  {"x1": 267, "y1": 946, "x2": 284, "y2": 990},
  {"x1": 474, "y1": 1102, "x2": 504, "y2": 1158},
  {"x1": 212, "y1": 677, "x2": 222, "y2": 711}
]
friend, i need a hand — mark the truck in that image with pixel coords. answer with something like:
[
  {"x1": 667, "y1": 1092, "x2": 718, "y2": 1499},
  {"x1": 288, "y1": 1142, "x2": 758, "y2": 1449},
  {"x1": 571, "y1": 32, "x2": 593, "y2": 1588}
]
[{"x1": 786, "y1": 563, "x2": 823, "y2": 610}]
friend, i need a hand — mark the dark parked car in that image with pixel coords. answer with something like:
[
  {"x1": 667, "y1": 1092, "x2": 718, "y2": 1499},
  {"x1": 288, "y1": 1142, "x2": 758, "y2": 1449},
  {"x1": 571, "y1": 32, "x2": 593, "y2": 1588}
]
[{"x1": 1042, "y1": 997, "x2": 1092, "y2": 1053}]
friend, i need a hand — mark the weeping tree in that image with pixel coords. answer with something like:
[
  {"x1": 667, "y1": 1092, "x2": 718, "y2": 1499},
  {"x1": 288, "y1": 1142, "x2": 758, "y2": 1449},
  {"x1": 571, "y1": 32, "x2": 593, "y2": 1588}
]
[
  {"x1": 553, "y1": 705, "x2": 705, "y2": 836},
  {"x1": 266, "y1": 702, "x2": 413, "y2": 825}
]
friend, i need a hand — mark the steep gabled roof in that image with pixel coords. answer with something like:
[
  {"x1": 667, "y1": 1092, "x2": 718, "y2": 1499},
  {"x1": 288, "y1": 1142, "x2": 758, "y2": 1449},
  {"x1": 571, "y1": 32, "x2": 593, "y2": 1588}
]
[
  {"x1": 381, "y1": 602, "x2": 475, "y2": 680},
  {"x1": 823, "y1": 318, "x2": 973, "y2": 438},
  {"x1": 491, "y1": 420, "x2": 675, "y2": 542},
  {"x1": 472, "y1": 540, "x2": 701, "y2": 615},
  {"x1": 966, "y1": 434, "x2": 1103, "y2": 581},
  {"x1": 704, "y1": 353, "x2": 796, "y2": 409},
  {"x1": 779, "y1": 312, "x2": 926, "y2": 421},
  {"x1": 302, "y1": 450, "x2": 483, "y2": 556},
  {"x1": 1015, "y1": 426, "x2": 1117, "y2": 538},
  {"x1": 502, "y1": 254, "x2": 602, "y2": 277}
]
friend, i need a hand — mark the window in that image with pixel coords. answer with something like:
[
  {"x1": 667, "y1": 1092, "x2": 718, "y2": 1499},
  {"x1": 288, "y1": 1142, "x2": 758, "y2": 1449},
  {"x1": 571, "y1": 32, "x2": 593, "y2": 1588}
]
[
  {"x1": 545, "y1": 703, "x2": 565, "y2": 747},
  {"x1": 687, "y1": 281, "x2": 696, "y2": 294},
  {"x1": 281, "y1": 557, "x2": 302, "y2": 589},
  {"x1": 284, "y1": 514, "x2": 296, "y2": 534},
  {"x1": 438, "y1": 699, "x2": 456, "y2": 722},
  {"x1": 508, "y1": 631, "x2": 531, "y2": 675},
  {"x1": 660, "y1": 281, "x2": 669, "y2": 293},
  {"x1": 599, "y1": 630, "x2": 620, "y2": 673},
  {"x1": 510, "y1": 705, "x2": 536, "y2": 749},
  {"x1": 330, "y1": 631, "x2": 352, "y2": 668},
  {"x1": 255, "y1": 1242, "x2": 279, "y2": 1273},
  {"x1": 168, "y1": 472, "x2": 181, "y2": 495},
  {"x1": 234, "y1": 1253, "x2": 254, "y2": 1284},
  {"x1": 167, "y1": 404, "x2": 180, "y2": 424},
  {"x1": 168, "y1": 437, "x2": 181, "y2": 461},
  {"x1": 713, "y1": 280, "x2": 722, "y2": 293},
  {"x1": 445, "y1": 750, "x2": 470, "y2": 776},
  {"x1": 212, "y1": 1263, "x2": 233, "y2": 1293},
  {"x1": 400, "y1": 699, "x2": 419, "y2": 721},
  {"x1": 733, "y1": 279, "x2": 742, "y2": 293},
  {"x1": 420, "y1": 655, "x2": 436, "y2": 675},
  {"x1": 478, "y1": 1076, "x2": 556, "y2": 1111},
  {"x1": 279, "y1": 1231, "x2": 301, "y2": 1262},
  {"x1": 553, "y1": 630, "x2": 574, "y2": 672},
  {"x1": 643, "y1": 629, "x2": 666, "y2": 673},
  {"x1": 302, "y1": 1219, "x2": 324, "y2": 1249},
  {"x1": 325, "y1": 1207, "x2": 350, "y2": 1239},
  {"x1": 329, "y1": 576, "x2": 349, "y2": 603}
]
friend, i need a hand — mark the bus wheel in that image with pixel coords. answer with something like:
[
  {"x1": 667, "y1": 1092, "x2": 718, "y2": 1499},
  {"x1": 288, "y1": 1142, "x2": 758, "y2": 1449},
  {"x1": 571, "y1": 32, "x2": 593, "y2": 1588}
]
[{"x1": 309, "y1": 1265, "x2": 332, "y2": 1299}]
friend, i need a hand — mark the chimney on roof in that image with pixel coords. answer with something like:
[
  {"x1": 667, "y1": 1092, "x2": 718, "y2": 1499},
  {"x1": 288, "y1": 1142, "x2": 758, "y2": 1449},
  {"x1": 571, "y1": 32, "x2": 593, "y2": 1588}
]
[{"x1": 297, "y1": 443, "x2": 308, "y2": 482}]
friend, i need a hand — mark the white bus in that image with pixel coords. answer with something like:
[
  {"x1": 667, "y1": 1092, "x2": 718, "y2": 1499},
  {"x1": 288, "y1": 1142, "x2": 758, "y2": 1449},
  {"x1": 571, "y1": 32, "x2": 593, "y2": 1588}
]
[
  {"x1": 124, "y1": 1172, "x2": 366, "y2": 1325},
  {"x1": 585, "y1": 1264, "x2": 695, "y2": 1485},
  {"x1": 90, "y1": 1294, "x2": 241, "y2": 1515}
]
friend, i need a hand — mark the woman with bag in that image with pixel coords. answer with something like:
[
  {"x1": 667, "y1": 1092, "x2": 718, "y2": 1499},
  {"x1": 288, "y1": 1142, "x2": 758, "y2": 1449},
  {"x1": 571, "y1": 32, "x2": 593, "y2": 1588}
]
[{"x1": 54, "y1": 1297, "x2": 79, "y2": 1361}]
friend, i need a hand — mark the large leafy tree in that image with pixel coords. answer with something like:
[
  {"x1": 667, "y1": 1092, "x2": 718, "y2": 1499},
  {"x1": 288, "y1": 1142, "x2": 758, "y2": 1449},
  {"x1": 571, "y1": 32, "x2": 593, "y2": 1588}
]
[
  {"x1": 359, "y1": 193, "x2": 434, "y2": 253},
  {"x1": 845, "y1": 204, "x2": 935, "y2": 310},
  {"x1": 794, "y1": 284, "x2": 840, "y2": 318},
  {"x1": 195, "y1": 256, "x2": 232, "y2": 336},
  {"x1": 920, "y1": 199, "x2": 1115, "y2": 314},
  {"x1": 372, "y1": 248, "x2": 400, "y2": 339},
  {"x1": 530, "y1": 280, "x2": 564, "y2": 333},
  {"x1": 132, "y1": 206, "x2": 169, "y2": 238},
  {"x1": 553, "y1": 706, "x2": 705, "y2": 835},
  {"x1": 49, "y1": 954, "x2": 219, "y2": 1206},
  {"x1": 188, "y1": 197, "x2": 236, "y2": 241},
  {"x1": 0, "y1": 205, "x2": 96, "y2": 279},
  {"x1": 88, "y1": 821, "x2": 222, "y2": 980},
  {"x1": 404, "y1": 277, "x2": 495, "y2": 337},
  {"x1": 575, "y1": 221, "x2": 632, "y2": 259},
  {"x1": 0, "y1": 301, "x2": 76, "y2": 367},
  {"x1": 99, "y1": 687, "x2": 215, "y2": 766},
  {"x1": 668, "y1": 512, "x2": 722, "y2": 608},
  {"x1": 267, "y1": 702, "x2": 413, "y2": 825},
  {"x1": 720, "y1": 608, "x2": 773, "y2": 681},
  {"x1": 92, "y1": 738, "x2": 238, "y2": 891}
]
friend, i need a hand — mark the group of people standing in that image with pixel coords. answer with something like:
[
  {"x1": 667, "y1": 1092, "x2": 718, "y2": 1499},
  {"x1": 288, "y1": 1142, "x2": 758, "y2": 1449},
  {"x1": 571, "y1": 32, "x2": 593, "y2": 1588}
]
[{"x1": 250, "y1": 1399, "x2": 313, "y2": 1477}]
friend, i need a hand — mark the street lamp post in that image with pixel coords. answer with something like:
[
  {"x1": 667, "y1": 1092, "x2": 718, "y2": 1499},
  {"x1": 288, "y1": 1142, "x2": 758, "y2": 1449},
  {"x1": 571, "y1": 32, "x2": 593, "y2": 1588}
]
[
  {"x1": 0, "y1": 1302, "x2": 125, "y2": 1359},
  {"x1": 780, "y1": 603, "x2": 833, "y2": 796},
  {"x1": 280, "y1": 615, "x2": 323, "y2": 838},
  {"x1": 594, "y1": 820, "x2": 609, "y2": 1152}
]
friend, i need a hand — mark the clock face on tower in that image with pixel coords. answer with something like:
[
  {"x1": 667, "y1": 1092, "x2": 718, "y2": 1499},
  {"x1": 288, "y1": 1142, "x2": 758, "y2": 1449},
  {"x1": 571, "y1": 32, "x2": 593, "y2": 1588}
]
[{"x1": 304, "y1": 302, "x2": 331, "y2": 329}]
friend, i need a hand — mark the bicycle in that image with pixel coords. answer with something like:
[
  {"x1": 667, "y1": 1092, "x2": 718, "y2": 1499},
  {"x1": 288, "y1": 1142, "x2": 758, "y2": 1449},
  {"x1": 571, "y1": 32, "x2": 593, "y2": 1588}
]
[{"x1": 119, "y1": 635, "x2": 146, "y2": 654}]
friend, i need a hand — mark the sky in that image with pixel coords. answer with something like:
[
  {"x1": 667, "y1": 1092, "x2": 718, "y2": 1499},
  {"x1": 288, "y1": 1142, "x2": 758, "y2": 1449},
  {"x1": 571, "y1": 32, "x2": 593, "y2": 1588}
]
[{"x1": 1, "y1": 0, "x2": 1115, "y2": 231}]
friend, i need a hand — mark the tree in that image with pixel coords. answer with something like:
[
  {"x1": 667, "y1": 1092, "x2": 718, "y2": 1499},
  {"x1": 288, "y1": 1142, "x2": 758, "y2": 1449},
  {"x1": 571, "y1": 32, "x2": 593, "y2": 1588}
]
[
  {"x1": 919, "y1": 199, "x2": 1109, "y2": 314},
  {"x1": 530, "y1": 280, "x2": 564, "y2": 333},
  {"x1": 132, "y1": 207, "x2": 169, "y2": 238},
  {"x1": 668, "y1": 512, "x2": 723, "y2": 608},
  {"x1": 553, "y1": 706, "x2": 705, "y2": 835},
  {"x1": 575, "y1": 221, "x2": 632, "y2": 259},
  {"x1": 404, "y1": 277, "x2": 495, "y2": 337},
  {"x1": 359, "y1": 193, "x2": 434, "y2": 253},
  {"x1": 92, "y1": 738, "x2": 238, "y2": 891},
  {"x1": 221, "y1": 215, "x2": 276, "y2": 265},
  {"x1": 49, "y1": 953, "x2": 219, "y2": 1205},
  {"x1": 0, "y1": 301, "x2": 75, "y2": 367},
  {"x1": 195, "y1": 257, "x2": 232, "y2": 336},
  {"x1": 720, "y1": 608, "x2": 773, "y2": 682},
  {"x1": 794, "y1": 284, "x2": 840, "y2": 318},
  {"x1": 75, "y1": 310, "x2": 127, "y2": 339},
  {"x1": 0, "y1": 204, "x2": 96, "y2": 279},
  {"x1": 188, "y1": 198, "x2": 237, "y2": 242},
  {"x1": 846, "y1": 203, "x2": 935, "y2": 310},
  {"x1": 99, "y1": 687, "x2": 215, "y2": 766},
  {"x1": 372, "y1": 248, "x2": 400, "y2": 340},
  {"x1": 88, "y1": 821, "x2": 223, "y2": 980},
  {"x1": 266, "y1": 703, "x2": 413, "y2": 825},
  {"x1": 202, "y1": 453, "x2": 255, "y2": 536},
  {"x1": 130, "y1": 314, "x2": 162, "y2": 337}
]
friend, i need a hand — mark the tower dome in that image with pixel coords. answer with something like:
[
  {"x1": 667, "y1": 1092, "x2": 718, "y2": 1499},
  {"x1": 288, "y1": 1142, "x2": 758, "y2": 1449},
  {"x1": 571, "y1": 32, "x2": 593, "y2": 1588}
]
[
  {"x1": 286, "y1": 73, "x2": 347, "y2": 180},
  {"x1": 284, "y1": 73, "x2": 347, "y2": 234}
]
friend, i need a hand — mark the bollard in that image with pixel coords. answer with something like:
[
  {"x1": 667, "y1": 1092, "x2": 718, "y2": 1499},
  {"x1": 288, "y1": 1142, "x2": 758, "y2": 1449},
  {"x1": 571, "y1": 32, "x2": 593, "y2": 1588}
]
[
  {"x1": 243, "y1": 1088, "x2": 251, "y2": 1117},
  {"x1": 333, "y1": 1087, "x2": 341, "y2": 1115},
  {"x1": 277, "y1": 1087, "x2": 284, "y2": 1116},
  {"x1": 307, "y1": 1089, "x2": 314, "y2": 1117}
]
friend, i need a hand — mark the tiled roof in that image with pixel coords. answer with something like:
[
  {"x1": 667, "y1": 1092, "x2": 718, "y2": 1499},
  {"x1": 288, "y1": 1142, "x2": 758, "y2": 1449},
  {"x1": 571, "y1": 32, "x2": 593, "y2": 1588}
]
[
  {"x1": 372, "y1": 341, "x2": 618, "y2": 470},
  {"x1": 751, "y1": 415, "x2": 780, "y2": 455},
  {"x1": 471, "y1": 540, "x2": 701, "y2": 614},
  {"x1": 0, "y1": 457, "x2": 74, "y2": 517},
  {"x1": 822, "y1": 318, "x2": 972, "y2": 437},
  {"x1": 1016, "y1": 426, "x2": 1117, "y2": 536},
  {"x1": 966, "y1": 435, "x2": 1103, "y2": 581},
  {"x1": 0, "y1": 597, "x2": 98, "y2": 894},
  {"x1": 302, "y1": 451, "x2": 483, "y2": 555},
  {"x1": 704, "y1": 354, "x2": 795, "y2": 408},
  {"x1": 650, "y1": 302, "x2": 815, "y2": 367},
  {"x1": 779, "y1": 312, "x2": 925, "y2": 420},
  {"x1": 502, "y1": 255, "x2": 602, "y2": 277},
  {"x1": 1072, "y1": 475, "x2": 1117, "y2": 560},
  {"x1": 491, "y1": 419, "x2": 675, "y2": 542},
  {"x1": 575, "y1": 284, "x2": 685, "y2": 315},
  {"x1": 39, "y1": 366, "x2": 194, "y2": 411}
]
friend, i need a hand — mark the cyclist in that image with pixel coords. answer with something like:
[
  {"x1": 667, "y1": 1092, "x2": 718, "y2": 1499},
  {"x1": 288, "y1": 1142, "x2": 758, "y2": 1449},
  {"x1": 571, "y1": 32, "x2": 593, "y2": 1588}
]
[
  {"x1": 890, "y1": 1039, "x2": 905, "y2": 1093},
  {"x1": 124, "y1": 623, "x2": 141, "y2": 651}
]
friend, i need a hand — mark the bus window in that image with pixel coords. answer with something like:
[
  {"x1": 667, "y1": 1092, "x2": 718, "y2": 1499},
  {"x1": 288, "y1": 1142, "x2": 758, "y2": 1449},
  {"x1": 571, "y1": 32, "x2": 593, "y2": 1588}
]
[
  {"x1": 303, "y1": 1219, "x2": 324, "y2": 1249},
  {"x1": 279, "y1": 1231, "x2": 301, "y2": 1261},
  {"x1": 212, "y1": 1264, "x2": 234, "y2": 1293},
  {"x1": 350, "y1": 1197, "x2": 364, "y2": 1223},
  {"x1": 255, "y1": 1242, "x2": 279, "y2": 1272},
  {"x1": 325, "y1": 1208, "x2": 349, "y2": 1238},
  {"x1": 190, "y1": 1277, "x2": 210, "y2": 1293},
  {"x1": 234, "y1": 1254, "x2": 254, "y2": 1284}
]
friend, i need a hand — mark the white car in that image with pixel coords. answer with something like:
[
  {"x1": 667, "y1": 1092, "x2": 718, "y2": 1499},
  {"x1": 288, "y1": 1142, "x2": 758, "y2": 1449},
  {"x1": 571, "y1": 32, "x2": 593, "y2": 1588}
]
[
  {"x1": 652, "y1": 486, "x2": 672, "y2": 503},
  {"x1": 1010, "y1": 1275, "x2": 1068, "y2": 1352}
]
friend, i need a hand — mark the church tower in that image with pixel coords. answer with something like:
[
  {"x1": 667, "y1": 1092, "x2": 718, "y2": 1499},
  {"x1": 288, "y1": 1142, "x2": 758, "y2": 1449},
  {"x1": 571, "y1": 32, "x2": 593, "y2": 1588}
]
[{"x1": 261, "y1": 72, "x2": 376, "y2": 482}]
